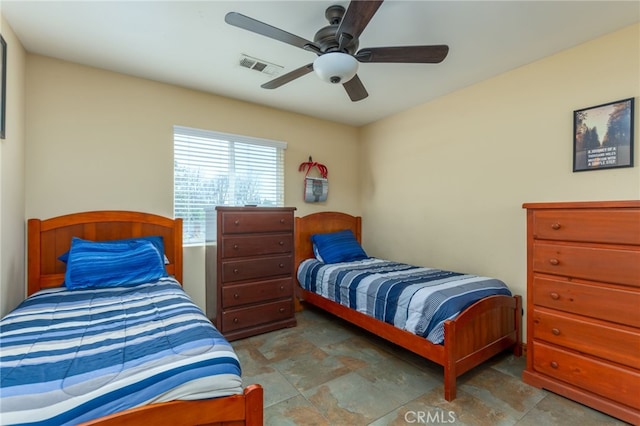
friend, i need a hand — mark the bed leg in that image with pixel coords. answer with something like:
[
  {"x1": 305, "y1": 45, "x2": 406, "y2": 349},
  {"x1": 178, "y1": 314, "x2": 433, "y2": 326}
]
[
  {"x1": 443, "y1": 369, "x2": 456, "y2": 402},
  {"x1": 512, "y1": 295, "x2": 523, "y2": 357},
  {"x1": 443, "y1": 320, "x2": 456, "y2": 401}
]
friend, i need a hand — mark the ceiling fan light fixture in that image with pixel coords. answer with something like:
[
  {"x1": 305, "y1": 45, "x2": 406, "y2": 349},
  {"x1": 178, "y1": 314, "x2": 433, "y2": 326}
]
[{"x1": 313, "y1": 52, "x2": 358, "y2": 84}]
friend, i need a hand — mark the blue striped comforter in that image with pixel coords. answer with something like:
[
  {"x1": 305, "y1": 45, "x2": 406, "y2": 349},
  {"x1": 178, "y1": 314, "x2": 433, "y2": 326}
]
[
  {"x1": 297, "y1": 258, "x2": 512, "y2": 344},
  {"x1": 0, "y1": 278, "x2": 242, "y2": 426}
]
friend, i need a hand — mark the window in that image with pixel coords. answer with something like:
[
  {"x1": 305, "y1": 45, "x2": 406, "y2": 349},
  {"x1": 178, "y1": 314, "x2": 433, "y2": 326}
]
[{"x1": 174, "y1": 125, "x2": 286, "y2": 244}]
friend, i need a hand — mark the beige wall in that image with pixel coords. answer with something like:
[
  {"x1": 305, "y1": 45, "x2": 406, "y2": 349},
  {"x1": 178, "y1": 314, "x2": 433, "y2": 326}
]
[
  {"x1": 0, "y1": 15, "x2": 27, "y2": 317},
  {"x1": 25, "y1": 56, "x2": 360, "y2": 219},
  {"x1": 359, "y1": 23, "x2": 640, "y2": 331},
  {"x1": 24, "y1": 55, "x2": 360, "y2": 310}
]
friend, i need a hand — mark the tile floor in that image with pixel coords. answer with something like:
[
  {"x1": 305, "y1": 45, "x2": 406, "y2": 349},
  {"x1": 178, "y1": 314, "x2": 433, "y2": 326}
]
[{"x1": 232, "y1": 306, "x2": 630, "y2": 426}]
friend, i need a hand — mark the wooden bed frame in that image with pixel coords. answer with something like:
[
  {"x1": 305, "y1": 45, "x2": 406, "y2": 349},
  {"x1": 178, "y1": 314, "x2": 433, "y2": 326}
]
[
  {"x1": 26, "y1": 210, "x2": 263, "y2": 426},
  {"x1": 294, "y1": 211, "x2": 522, "y2": 401}
]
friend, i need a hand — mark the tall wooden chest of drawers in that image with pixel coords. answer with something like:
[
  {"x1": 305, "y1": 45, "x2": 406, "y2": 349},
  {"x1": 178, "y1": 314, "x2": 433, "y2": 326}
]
[
  {"x1": 522, "y1": 201, "x2": 640, "y2": 424},
  {"x1": 215, "y1": 206, "x2": 297, "y2": 341}
]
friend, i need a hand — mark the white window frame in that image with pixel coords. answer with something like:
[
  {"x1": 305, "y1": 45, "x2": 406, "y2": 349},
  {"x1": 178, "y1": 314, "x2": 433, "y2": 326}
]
[{"x1": 173, "y1": 125, "x2": 287, "y2": 245}]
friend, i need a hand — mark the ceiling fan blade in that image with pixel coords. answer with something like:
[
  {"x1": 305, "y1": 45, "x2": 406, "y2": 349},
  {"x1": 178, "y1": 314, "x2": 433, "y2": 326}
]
[
  {"x1": 225, "y1": 12, "x2": 319, "y2": 51},
  {"x1": 337, "y1": 1, "x2": 384, "y2": 50},
  {"x1": 355, "y1": 45, "x2": 449, "y2": 63},
  {"x1": 343, "y1": 75, "x2": 368, "y2": 102},
  {"x1": 261, "y1": 64, "x2": 314, "y2": 89}
]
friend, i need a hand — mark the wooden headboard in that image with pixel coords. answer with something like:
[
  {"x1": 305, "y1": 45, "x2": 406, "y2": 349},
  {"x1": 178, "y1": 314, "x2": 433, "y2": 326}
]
[
  {"x1": 27, "y1": 211, "x2": 183, "y2": 296},
  {"x1": 294, "y1": 211, "x2": 362, "y2": 272}
]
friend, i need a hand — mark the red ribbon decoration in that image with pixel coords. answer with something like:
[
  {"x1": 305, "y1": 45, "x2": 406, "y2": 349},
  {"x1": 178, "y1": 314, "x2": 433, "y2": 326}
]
[{"x1": 299, "y1": 160, "x2": 328, "y2": 179}]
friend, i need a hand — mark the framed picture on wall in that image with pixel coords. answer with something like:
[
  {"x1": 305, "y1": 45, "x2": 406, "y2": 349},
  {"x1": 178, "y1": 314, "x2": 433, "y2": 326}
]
[
  {"x1": 1, "y1": 34, "x2": 6, "y2": 140},
  {"x1": 573, "y1": 97, "x2": 634, "y2": 172}
]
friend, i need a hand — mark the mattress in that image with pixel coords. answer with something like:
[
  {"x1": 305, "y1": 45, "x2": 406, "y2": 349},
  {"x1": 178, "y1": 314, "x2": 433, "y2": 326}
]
[
  {"x1": 297, "y1": 258, "x2": 512, "y2": 344},
  {"x1": 0, "y1": 277, "x2": 242, "y2": 426}
]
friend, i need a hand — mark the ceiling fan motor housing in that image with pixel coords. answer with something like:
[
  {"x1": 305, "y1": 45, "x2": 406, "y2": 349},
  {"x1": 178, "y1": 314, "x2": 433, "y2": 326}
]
[{"x1": 314, "y1": 5, "x2": 359, "y2": 54}]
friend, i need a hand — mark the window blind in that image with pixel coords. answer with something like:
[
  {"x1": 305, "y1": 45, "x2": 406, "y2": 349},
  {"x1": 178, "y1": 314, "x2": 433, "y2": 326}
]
[{"x1": 173, "y1": 125, "x2": 286, "y2": 244}]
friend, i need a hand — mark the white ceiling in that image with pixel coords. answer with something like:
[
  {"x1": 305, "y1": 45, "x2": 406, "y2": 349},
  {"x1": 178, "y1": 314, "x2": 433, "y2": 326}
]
[{"x1": 2, "y1": 1, "x2": 639, "y2": 126}]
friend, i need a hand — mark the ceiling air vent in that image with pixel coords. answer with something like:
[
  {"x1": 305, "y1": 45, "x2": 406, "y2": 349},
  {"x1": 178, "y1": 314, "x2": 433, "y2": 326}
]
[{"x1": 239, "y1": 54, "x2": 283, "y2": 76}]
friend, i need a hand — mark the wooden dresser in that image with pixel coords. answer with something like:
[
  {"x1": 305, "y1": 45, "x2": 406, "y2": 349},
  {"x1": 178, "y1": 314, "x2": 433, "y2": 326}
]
[
  {"x1": 522, "y1": 201, "x2": 640, "y2": 424},
  {"x1": 214, "y1": 206, "x2": 297, "y2": 341}
]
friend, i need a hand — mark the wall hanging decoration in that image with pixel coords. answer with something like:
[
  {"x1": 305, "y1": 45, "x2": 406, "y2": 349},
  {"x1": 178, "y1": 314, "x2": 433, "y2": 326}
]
[
  {"x1": 573, "y1": 97, "x2": 634, "y2": 172},
  {"x1": 299, "y1": 157, "x2": 328, "y2": 203}
]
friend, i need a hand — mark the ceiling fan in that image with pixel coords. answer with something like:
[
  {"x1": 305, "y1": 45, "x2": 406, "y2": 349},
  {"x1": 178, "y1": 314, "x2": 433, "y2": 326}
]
[{"x1": 225, "y1": 0, "x2": 449, "y2": 102}]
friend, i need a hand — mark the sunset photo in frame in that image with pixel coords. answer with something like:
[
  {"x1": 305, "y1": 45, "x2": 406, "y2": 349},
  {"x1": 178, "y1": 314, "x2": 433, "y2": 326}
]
[{"x1": 573, "y1": 97, "x2": 634, "y2": 172}]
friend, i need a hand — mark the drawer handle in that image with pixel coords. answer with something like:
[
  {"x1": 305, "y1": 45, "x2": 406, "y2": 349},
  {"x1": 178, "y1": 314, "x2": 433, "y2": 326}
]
[
  {"x1": 233, "y1": 318, "x2": 239, "y2": 324},
  {"x1": 233, "y1": 244, "x2": 239, "y2": 250},
  {"x1": 233, "y1": 293, "x2": 240, "y2": 299},
  {"x1": 279, "y1": 263, "x2": 284, "y2": 268},
  {"x1": 233, "y1": 268, "x2": 239, "y2": 274},
  {"x1": 551, "y1": 223, "x2": 561, "y2": 230},
  {"x1": 279, "y1": 285, "x2": 284, "y2": 291},
  {"x1": 279, "y1": 241, "x2": 284, "y2": 246},
  {"x1": 234, "y1": 220, "x2": 240, "y2": 226},
  {"x1": 550, "y1": 361, "x2": 558, "y2": 369},
  {"x1": 279, "y1": 218, "x2": 285, "y2": 224},
  {"x1": 279, "y1": 307, "x2": 285, "y2": 313},
  {"x1": 552, "y1": 328, "x2": 560, "y2": 336},
  {"x1": 550, "y1": 292, "x2": 560, "y2": 300},
  {"x1": 549, "y1": 258, "x2": 559, "y2": 266}
]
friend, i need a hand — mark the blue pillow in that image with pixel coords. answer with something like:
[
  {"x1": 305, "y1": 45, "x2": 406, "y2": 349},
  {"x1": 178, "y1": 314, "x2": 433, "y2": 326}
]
[
  {"x1": 311, "y1": 229, "x2": 368, "y2": 264},
  {"x1": 58, "y1": 235, "x2": 168, "y2": 264},
  {"x1": 64, "y1": 237, "x2": 167, "y2": 290}
]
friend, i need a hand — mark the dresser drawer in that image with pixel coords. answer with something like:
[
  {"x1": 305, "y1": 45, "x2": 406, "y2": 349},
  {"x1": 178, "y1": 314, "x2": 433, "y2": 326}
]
[
  {"x1": 220, "y1": 234, "x2": 293, "y2": 258},
  {"x1": 222, "y1": 278, "x2": 293, "y2": 308},
  {"x1": 221, "y1": 211, "x2": 293, "y2": 234},
  {"x1": 221, "y1": 299, "x2": 294, "y2": 332},
  {"x1": 532, "y1": 209, "x2": 640, "y2": 245},
  {"x1": 532, "y1": 341, "x2": 640, "y2": 409},
  {"x1": 533, "y1": 242, "x2": 640, "y2": 287},
  {"x1": 532, "y1": 276, "x2": 640, "y2": 327},
  {"x1": 221, "y1": 255, "x2": 292, "y2": 283},
  {"x1": 532, "y1": 308, "x2": 640, "y2": 369}
]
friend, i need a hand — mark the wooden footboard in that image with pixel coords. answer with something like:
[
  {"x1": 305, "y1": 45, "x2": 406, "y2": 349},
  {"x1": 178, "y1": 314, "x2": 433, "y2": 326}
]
[
  {"x1": 443, "y1": 294, "x2": 522, "y2": 400},
  {"x1": 80, "y1": 384, "x2": 264, "y2": 426}
]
